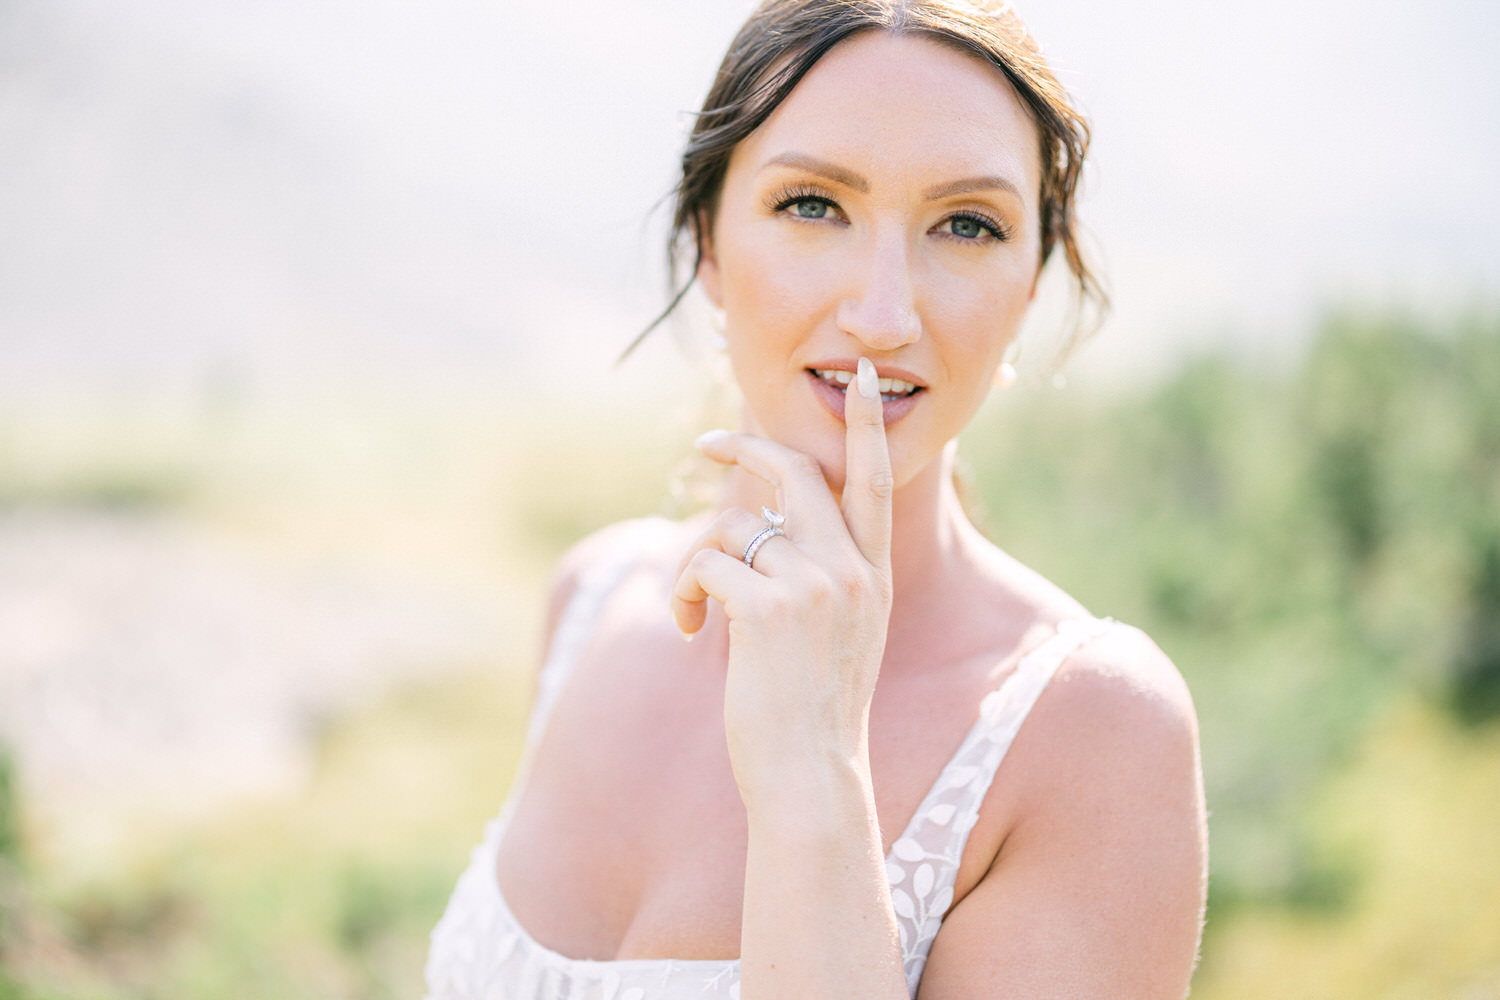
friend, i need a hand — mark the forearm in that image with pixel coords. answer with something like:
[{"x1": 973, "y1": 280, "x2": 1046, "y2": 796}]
[{"x1": 738, "y1": 754, "x2": 910, "y2": 1000}]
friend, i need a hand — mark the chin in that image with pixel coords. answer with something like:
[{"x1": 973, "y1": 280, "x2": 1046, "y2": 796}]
[{"x1": 797, "y1": 433, "x2": 934, "y2": 502}]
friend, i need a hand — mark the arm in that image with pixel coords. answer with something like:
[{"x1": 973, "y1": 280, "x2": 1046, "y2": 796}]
[
  {"x1": 675, "y1": 357, "x2": 909, "y2": 998},
  {"x1": 917, "y1": 627, "x2": 1208, "y2": 999},
  {"x1": 739, "y1": 750, "x2": 908, "y2": 999}
]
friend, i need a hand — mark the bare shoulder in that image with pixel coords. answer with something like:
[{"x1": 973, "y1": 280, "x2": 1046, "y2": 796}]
[
  {"x1": 965, "y1": 532, "x2": 1200, "y2": 791},
  {"x1": 1006, "y1": 620, "x2": 1203, "y2": 852},
  {"x1": 960, "y1": 535, "x2": 1202, "y2": 812},
  {"x1": 540, "y1": 516, "x2": 688, "y2": 643},
  {"x1": 1042, "y1": 622, "x2": 1199, "y2": 764},
  {"x1": 919, "y1": 620, "x2": 1207, "y2": 999}
]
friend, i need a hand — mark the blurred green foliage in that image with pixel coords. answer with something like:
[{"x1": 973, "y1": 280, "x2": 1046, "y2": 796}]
[
  {"x1": 965, "y1": 309, "x2": 1500, "y2": 917},
  {"x1": 0, "y1": 672, "x2": 528, "y2": 999},
  {"x1": 1, "y1": 309, "x2": 1497, "y2": 998},
  {"x1": 0, "y1": 748, "x2": 19, "y2": 869},
  {"x1": 0, "y1": 423, "x2": 198, "y2": 514},
  {"x1": 1, "y1": 747, "x2": 28, "y2": 1000}
]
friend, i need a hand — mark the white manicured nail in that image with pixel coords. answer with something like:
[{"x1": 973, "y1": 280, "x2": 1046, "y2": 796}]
[
  {"x1": 857, "y1": 357, "x2": 878, "y2": 400},
  {"x1": 694, "y1": 429, "x2": 730, "y2": 450}
]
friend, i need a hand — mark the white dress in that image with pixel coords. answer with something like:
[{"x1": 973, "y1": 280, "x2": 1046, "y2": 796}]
[{"x1": 425, "y1": 524, "x2": 1114, "y2": 999}]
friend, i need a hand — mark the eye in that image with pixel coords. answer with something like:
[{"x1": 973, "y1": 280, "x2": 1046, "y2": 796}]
[
  {"x1": 786, "y1": 197, "x2": 834, "y2": 219},
  {"x1": 768, "y1": 185, "x2": 844, "y2": 223},
  {"x1": 937, "y1": 211, "x2": 1010, "y2": 243}
]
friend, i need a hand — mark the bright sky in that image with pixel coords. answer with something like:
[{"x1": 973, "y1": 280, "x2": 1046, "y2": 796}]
[{"x1": 0, "y1": 0, "x2": 1496, "y2": 402}]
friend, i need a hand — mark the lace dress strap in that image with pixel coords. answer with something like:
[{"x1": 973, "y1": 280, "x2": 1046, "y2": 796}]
[
  {"x1": 886, "y1": 617, "x2": 1117, "y2": 993},
  {"x1": 527, "y1": 518, "x2": 679, "y2": 747}
]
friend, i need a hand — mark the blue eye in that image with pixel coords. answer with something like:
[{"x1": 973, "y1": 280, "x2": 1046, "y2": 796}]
[
  {"x1": 949, "y1": 216, "x2": 985, "y2": 239},
  {"x1": 940, "y1": 211, "x2": 1009, "y2": 243},
  {"x1": 789, "y1": 198, "x2": 831, "y2": 219},
  {"x1": 769, "y1": 185, "x2": 842, "y2": 223}
]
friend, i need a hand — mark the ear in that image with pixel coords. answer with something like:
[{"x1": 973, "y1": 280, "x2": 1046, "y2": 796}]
[{"x1": 695, "y1": 212, "x2": 723, "y2": 308}]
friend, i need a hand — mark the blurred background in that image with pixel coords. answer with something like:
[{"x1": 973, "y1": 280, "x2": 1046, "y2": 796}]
[{"x1": 1, "y1": 0, "x2": 1497, "y2": 996}]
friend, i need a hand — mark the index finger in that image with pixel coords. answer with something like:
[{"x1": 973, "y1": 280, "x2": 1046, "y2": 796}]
[{"x1": 842, "y1": 356, "x2": 894, "y2": 570}]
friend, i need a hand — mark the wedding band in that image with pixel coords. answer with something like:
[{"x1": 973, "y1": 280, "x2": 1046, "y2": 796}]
[{"x1": 742, "y1": 506, "x2": 787, "y2": 568}]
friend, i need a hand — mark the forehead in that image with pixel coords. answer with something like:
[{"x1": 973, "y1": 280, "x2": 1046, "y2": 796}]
[{"x1": 733, "y1": 30, "x2": 1041, "y2": 201}]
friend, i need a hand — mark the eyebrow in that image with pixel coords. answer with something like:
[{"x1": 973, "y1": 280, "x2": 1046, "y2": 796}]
[
  {"x1": 762, "y1": 153, "x2": 868, "y2": 193},
  {"x1": 922, "y1": 175, "x2": 1022, "y2": 201},
  {"x1": 761, "y1": 152, "x2": 1022, "y2": 202}
]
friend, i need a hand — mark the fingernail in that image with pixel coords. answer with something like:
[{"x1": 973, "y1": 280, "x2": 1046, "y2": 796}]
[
  {"x1": 694, "y1": 429, "x2": 730, "y2": 450},
  {"x1": 857, "y1": 357, "x2": 879, "y2": 400},
  {"x1": 680, "y1": 629, "x2": 695, "y2": 643}
]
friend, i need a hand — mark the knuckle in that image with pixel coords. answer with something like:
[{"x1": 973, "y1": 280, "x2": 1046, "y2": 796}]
[
  {"x1": 833, "y1": 566, "x2": 867, "y2": 600},
  {"x1": 754, "y1": 587, "x2": 794, "y2": 619},
  {"x1": 803, "y1": 573, "x2": 837, "y2": 606},
  {"x1": 865, "y1": 471, "x2": 894, "y2": 501},
  {"x1": 762, "y1": 590, "x2": 798, "y2": 614}
]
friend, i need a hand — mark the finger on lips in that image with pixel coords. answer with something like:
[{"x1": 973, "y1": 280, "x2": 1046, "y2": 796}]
[
  {"x1": 842, "y1": 357, "x2": 895, "y2": 569},
  {"x1": 677, "y1": 357, "x2": 895, "y2": 636}
]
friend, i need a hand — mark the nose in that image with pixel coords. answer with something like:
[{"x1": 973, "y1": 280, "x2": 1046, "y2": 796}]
[{"x1": 835, "y1": 228, "x2": 922, "y2": 350}]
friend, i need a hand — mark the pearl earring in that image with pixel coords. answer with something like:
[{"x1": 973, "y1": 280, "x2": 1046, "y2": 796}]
[
  {"x1": 709, "y1": 310, "x2": 728, "y2": 352},
  {"x1": 994, "y1": 339, "x2": 1021, "y2": 390}
]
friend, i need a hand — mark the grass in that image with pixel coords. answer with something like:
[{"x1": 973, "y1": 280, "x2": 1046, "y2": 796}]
[{"x1": 1192, "y1": 699, "x2": 1500, "y2": 1000}]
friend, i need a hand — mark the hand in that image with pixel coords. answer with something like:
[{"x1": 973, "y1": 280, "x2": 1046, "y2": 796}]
[{"x1": 671, "y1": 357, "x2": 895, "y2": 809}]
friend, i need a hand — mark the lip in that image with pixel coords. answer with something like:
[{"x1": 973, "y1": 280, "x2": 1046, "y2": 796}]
[
  {"x1": 804, "y1": 365, "x2": 925, "y2": 426},
  {"x1": 806, "y1": 359, "x2": 927, "y2": 388}
]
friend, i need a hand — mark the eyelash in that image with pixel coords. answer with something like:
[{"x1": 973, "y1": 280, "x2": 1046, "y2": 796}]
[
  {"x1": 767, "y1": 185, "x2": 840, "y2": 219},
  {"x1": 942, "y1": 210, "x2": 1012, "y2": 243},
  {"x1": 765, "y1": 185, "x2": 1012, "y2": 243}
]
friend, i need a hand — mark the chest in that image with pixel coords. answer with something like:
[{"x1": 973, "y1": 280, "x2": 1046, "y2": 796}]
[{"x1": 493, "y1": 626, "x2": 1013, "y2": 963}]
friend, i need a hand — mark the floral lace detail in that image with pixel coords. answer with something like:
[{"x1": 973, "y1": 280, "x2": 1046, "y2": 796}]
[{"x1": 424, "y1": 519, "x2": 1115, "y2": 998}]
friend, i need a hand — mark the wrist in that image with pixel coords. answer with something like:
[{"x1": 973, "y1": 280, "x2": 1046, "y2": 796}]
[{"x1": 738, "y1": 748, "x2": 878, "y2": 840}]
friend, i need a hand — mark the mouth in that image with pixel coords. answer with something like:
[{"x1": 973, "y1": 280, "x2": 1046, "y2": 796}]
[{"x1": 808, "y1": 367, "x2": 925, "y2": 404}]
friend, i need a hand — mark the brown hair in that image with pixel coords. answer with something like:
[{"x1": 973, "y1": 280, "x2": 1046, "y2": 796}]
[{"x1": 625, "y1": 0, "x2": 1105, "y2": 361}]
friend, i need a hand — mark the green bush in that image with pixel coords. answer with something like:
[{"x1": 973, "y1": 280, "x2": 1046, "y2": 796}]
[{"x1": 964, "y1": 308, "x2": 1500, "y2": 912}]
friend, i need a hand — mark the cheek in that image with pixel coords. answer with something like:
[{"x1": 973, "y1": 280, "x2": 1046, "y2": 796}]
[
  {"x1": 719, "y1": 231, "x2": 841, "y2": 344},
  {"x1": 926, "y1": 263, "x2": 1034, "y2": 370}
]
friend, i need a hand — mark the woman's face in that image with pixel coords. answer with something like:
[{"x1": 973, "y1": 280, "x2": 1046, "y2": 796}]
[{"x1": 698, "y1": 30, "x2": 1044, "y2": 494}]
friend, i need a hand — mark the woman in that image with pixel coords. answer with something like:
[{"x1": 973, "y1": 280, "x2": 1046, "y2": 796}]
[{"x1": 426, "y1": 2, "x2": 1207, "y2": 997}]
